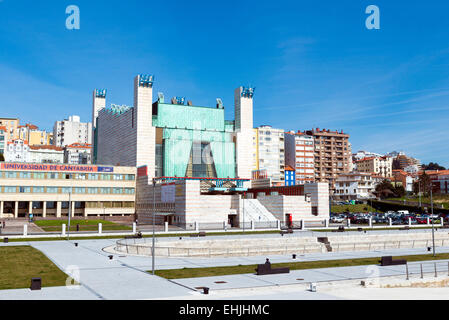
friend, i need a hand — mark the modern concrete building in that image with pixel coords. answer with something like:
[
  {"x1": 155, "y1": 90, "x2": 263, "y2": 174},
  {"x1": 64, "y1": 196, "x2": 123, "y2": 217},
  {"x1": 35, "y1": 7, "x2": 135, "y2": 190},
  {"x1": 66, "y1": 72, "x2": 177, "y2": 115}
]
[
  {"x1": 355, "y1": 156, "x2": 393, "y2": 178},
  {"x1": 334, "y1": 172, "x2": 377, "y2": 201},
  {"x1": 0, "y1": 163, "x2": 136, "y2": 218},
  {"x1": 64, "y1": 143, "x2": 92, "y2": 165},
  {"x1": 254, "y1": 126, "x2": 285, "y2": 186},
  {"x1": 285, "y1": 131, "x2": 315, "y2": 185},
  {"x1": 53, "y1": 115, "x2": 92, "y2": 148}
]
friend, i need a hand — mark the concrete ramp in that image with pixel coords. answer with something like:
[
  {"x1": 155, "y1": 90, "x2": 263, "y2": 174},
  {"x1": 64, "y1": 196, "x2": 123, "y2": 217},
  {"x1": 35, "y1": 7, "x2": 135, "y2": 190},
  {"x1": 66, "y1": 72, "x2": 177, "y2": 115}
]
[{"x1": 243, "y1": 199, "x2": 278, "y2": 222}]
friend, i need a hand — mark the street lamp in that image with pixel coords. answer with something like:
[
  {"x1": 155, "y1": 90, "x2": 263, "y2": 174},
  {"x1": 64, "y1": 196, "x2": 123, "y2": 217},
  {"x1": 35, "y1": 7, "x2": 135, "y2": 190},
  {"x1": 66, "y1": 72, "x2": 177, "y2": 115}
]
[
  {"x1": 67, "y1": 191, "x2": 72, "y2": 240},
  {"x1": 152, "y1": 178, "x2": 156, "y2": 275},
  {"x1": 430, "y1": 182, "x2": 435, "y2": 257}
]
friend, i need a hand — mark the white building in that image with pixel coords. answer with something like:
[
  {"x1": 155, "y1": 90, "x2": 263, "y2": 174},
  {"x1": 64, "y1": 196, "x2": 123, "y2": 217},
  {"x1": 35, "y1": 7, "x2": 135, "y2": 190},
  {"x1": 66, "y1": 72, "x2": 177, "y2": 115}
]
[
  {"x1": 353, "y1": 150, "x2": 383, "y2": 161},
  {"x1": 254, "y1": 126, "x2": 285, "y2": 185},
  {"x1": 285, "y1": 131, "x2": 315, "y2": 184},
  {"x1": 334, "y1": 172, "x2": 377, "y2": 201},
  {"x1": 4, "y1": 139, "x2": 30, "y2": 163},
  {"x1": 53, "y1": 115, "x2": 92, "y2": 148},
  {"x1": 29, "y1": 145, "x2": 64, "y2": 164},
  {"x1": 64, "y1": 143, "x2": 92, "y2": 165}
]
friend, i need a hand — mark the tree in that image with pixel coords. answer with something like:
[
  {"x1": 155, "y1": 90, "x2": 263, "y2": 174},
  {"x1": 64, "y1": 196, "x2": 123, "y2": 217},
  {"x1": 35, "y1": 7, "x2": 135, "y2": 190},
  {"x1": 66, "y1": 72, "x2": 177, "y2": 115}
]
[
  {"x1": 413, "y1": 172, "x2": 431, "y2": 196},
  {"x1": 393, "y1": 185, "x2": 406, "y2": 198},
  {"x1": 422, "y1": 162, "x2": 446, "y2": 171}
]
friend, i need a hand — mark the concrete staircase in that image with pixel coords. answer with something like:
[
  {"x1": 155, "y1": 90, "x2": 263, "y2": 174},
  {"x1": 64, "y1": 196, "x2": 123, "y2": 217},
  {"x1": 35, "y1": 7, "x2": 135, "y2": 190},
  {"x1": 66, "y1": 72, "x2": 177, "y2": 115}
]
[{"x1": 243, "y1": 199, "x2": 278, "y2": 222}]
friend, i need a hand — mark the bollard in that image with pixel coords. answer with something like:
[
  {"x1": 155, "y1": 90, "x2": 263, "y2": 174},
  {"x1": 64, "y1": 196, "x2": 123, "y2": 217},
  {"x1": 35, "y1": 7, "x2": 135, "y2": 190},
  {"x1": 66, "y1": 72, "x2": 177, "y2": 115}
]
[
  {"x1": 74, "y1": 243, "x2": 78, "y2": 247},
  {"x1": 292, "y1": 254, "x2": 297, "y2": 259},
  {"x1": 300, "y1": 220, "x2": 304, "y2": 230},
  {"x1": 108, "y1": 255, "x2": 113, "y2": 260},
  {"x1": 203, "y1": 287, "x2": 209, "y2": 295},
  {"x1": 62, "y1": 224, "x2": 66, "y2": 237},
  {"x1": 98, "y1": 223, "x2": 102, "y2": 235},
  {"x1": 23, "y1": 224, "x2": 28, "y2": 236},
  {"x1": 3, "y1": 237, "x2": 8, "y2": 243},
  {"x1": 277, "y1": 220, "x2": 281, "y2": 230},
  {"x1": 420, "y1": 264, "x2": 423, "y2": 279},
  {"x1": 369, "y1": 217, "x2": 372, "y2": 228},
  {"x1": 389, "y1": 218, "x2": 392, "y2": 226},
  {"x1": 406, "y1": 263, "x2": 409, "y2": 280},
  {"x1": 30, "y1": 278, "x2": 42, "y2": 291},
  {"x1": 195, "y1": 222, "x2": 199, "y2": 232},
  {"x1": 427, "y1": 217, "x2": 430, "y2": 226},
  {"x1": 165, "y1": 221, "x2": 168, "y2": 233},
  {"x1": 251, "y1": 221, "x2": 255, "y2": 231},
  {"x1": 408, "y1": 217, "x2": 412, "y2": 227},
  {"x1": 347, "y1": 219, "x2": 351, "y2": 228},
  {"x1": 132, "y1": 222, "x2": 136, "y2": 234}
]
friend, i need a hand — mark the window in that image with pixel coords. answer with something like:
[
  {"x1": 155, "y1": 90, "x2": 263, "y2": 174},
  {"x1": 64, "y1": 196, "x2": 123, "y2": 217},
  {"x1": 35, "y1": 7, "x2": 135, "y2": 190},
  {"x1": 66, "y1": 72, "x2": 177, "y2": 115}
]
[
  {"x1": 46, "y1": 187, "x2": 58, "y2": 193},
  {"x1": 48, "y1": 172, "x2": 58, "y2": 179},
  {"x1": 124, "y1": 188, "x2": 135, "y2": 194},
  {"x1": 126, "y1": 174, "x2": 135, "y2": 181},
  {"x1": 19, "y1": 187, "x2": 31, "y2": 193},
  {"x1": 74, "y1": 187, "x2": 85, "y2": 194},
  {"x1": 4, "y1": 186, "x2": 16, "y2": 193},
  {"x1": 87, "y1": 188, "x2": 98, "y2": 194},
  {"x1": 33, "y1": 173, "x2": 45, "y2": 179},
  {"x1": 61, "y1": 187, "x2": 72, "y2": 194},
  {"x1": 88, "y1": 174, "x2": 98, "y2": 180},
  {"x1": 113, "y1": 174, "x2": 124, "y2": 180},
  {"x1": 112, "y1": 188, "x2": 123, "y2": 194},
  {"x1": 33, "y1": 187, "x2": 45, "y2": 193},
  {"x1": 100, "y1": 188, "x2": 111, "y2": 194},
  {"x1": 5, "y1": 172, "x2": 17, "y2": 178},
  {"x1": 19, "y1": 172, "x2": 31, "y2": 179}
]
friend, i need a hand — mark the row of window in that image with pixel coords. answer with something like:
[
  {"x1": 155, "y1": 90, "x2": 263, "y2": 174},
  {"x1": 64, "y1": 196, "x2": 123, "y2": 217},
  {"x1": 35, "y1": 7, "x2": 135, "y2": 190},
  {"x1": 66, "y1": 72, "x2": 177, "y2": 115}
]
[
  {"x1": 0, "y1": 171, "x2": 135, "y2": 181},
  {"x1": 0, "y1": 186, "x2": 135, "y2": 195}
]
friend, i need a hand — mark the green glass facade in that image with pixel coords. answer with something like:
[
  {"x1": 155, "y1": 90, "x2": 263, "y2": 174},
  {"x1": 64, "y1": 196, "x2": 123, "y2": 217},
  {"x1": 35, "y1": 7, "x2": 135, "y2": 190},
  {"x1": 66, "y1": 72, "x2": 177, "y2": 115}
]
[{"x1": 153, "y1": 102, "x2": 236, "y2": 178}]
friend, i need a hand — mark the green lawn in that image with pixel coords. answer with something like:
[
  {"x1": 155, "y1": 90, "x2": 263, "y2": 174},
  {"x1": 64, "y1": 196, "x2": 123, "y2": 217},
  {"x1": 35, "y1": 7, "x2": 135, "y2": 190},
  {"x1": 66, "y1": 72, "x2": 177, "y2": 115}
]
[
  {"x1": 331, "y1": 204, "x2": 380, "y2": 213},
  {"x1": 387, "y1": 196, "x2": 449, "y2": 209},
  {"x1": 34, "y1": 219, "x2": 132, "y2": 232},
  {"x1": 155, "y1": 252, "x2": 449, "y2": 279},
  {"x1": 0, "y1": 246, "x2": 69, "y2": 290}
]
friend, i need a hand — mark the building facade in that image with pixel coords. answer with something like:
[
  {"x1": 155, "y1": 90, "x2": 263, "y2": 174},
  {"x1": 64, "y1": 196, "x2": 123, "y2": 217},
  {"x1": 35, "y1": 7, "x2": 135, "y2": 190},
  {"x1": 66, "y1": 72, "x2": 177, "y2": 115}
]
[
  {"x1": 53, "y1": 115, "x2": 92, "y2": 148},
  {"x1": 285, "y1": 131, "x2": 315, "y2": 185},
  {"x1": 64, "y1": 143, "x2": 92, "y2": 165},
  {"x1": 305, "y1": 128, "x2": 352, "y2": 189},
  {"x1": 0, "y1": 118, "x2": 19, "y2": 141},
  {"x1": 0, "y1": 126, "x2": 5, "y2": 156},
  {"x1": 0, "y1": 163, "x2": 136, "y2": 218},
  {"x1": 254, "y1": 126, "x2": 285, "y2": 186},
  {"x1": 28, "y1": 145, "x2": 64, "y2": 164},
  {"x1": 355, "y1": 156, "x2": 393, "y2": 178},
  {"x1": 334, "y1": 172, "x2": 377, "y2": 201},
  {"x1": 5, "y1": 139, "x2": 30, "y2": 163}
]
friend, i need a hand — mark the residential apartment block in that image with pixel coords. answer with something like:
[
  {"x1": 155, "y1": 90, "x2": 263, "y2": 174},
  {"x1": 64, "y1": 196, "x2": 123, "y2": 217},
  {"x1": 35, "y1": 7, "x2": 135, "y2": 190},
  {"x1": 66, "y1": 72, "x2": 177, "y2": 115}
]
[
  {"x1": 5, "y1": 140, "x2": 64, "y2": 164},
  {"x1": 254, "y1": 126, "x2": 285, "y2": 185},
  {"x1": 305, "y1": 128, "x2": 352, "y2": 189},
  {"x1": 334, "y1": 172, "x2": 377, "y2": 201},
  {"x1": 355, "y1": 156, "x2": 393, "y2": 178},
  {"x1": 0, "y1": 118, "x2": 20, "y2": 141},
  {"x1": 64, "y1": 143, "x2": 92, "y2": 165},
  {"x1": 53, "y1": 115, "x2": 92, "y2": 148},
  {"x1": 285, "y1": 131, "x2": 315, "y2": 185}
]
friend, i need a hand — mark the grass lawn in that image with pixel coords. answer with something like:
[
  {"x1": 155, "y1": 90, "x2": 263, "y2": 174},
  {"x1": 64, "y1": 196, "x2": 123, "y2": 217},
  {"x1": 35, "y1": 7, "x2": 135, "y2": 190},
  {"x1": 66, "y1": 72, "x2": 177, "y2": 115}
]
[
  {"x1": 387, "y1": 195, "x2": 449, "y2": 209},
  {"x1": 0, "y1": 246, "x2": 68, "y2": 290},
  {"x1": 154, "y1": 252, "x2": 449, "y2": 279},
  {"x1": 331, "y1": 204, "x2": 380, "y2": 213},
  {"x1": 34, "y1": 219, "x2": 132, "y2": 232}
]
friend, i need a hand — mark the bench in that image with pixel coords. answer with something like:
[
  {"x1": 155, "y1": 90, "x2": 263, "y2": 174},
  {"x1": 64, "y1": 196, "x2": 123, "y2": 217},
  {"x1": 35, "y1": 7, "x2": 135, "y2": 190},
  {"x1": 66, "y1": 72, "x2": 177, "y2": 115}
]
[
  {"x1": 190, "y1": 232, "x2": 206, "y2": 237},
  {"x1": 280, "y1": 228, "x2": 293, "y2": 235},
  {"x1": 380, "y1": 256, "x2": 407, "y2": 266},
  {"x1": 255, "y1": 262, "x2": 290, "y2": 275}
]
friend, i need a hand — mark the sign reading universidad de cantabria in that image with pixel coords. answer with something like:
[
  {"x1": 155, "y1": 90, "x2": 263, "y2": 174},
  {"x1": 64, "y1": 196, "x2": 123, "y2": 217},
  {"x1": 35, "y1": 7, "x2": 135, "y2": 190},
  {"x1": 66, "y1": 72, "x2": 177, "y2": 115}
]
[{"x1": 0, "y1": 163, "x2": 114, "y2": 173}]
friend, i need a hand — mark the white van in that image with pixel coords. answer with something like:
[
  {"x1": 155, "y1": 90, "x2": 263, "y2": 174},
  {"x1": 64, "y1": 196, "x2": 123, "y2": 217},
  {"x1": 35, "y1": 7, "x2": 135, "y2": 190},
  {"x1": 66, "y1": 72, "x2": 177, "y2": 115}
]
[{"x1": 398, "y1": 210, "x2": 409, "y2": 215}]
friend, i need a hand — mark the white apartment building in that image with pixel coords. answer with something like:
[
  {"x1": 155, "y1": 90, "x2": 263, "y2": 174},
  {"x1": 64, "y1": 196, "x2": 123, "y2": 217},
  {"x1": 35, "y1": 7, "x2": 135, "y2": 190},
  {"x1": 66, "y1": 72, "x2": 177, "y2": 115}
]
[
  {"x1": 353, "y1": 150, "x2": 383, "y2": 161},
  {"x1": 64, "y1": 143, "x2": 92, "y2": 165},
  {"x1": 254, "y1": 126, "x2": 285, "y2": 185},
  {"x1": 53, "y1": 115, "x2": 92, "y2": 148},
  {"x1": 334, "y1": 172, "x2": 377, "y2": 201},
  {"x1": 285, "y1": 131, "x2": 315, "y2": 184},
  {"x1": 4, "y1": 140, "x2": 30, "y2": 163},
  {"x1": 355, "y1": 156, "x2": 393, "y2": 178}
]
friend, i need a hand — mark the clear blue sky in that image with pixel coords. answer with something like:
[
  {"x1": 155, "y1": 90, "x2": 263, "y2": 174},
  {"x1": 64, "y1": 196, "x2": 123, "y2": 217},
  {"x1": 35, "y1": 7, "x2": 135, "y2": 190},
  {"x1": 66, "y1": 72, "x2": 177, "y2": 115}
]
[{"x1": 1, "y1": 0, "x2": 448, "y2": 167}]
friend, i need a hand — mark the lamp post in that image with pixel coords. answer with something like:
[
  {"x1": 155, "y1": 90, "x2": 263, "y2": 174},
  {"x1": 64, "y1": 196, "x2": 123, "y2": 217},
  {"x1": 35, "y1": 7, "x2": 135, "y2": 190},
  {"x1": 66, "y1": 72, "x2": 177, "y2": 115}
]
[
  {"x1": 67, "y1": 191, "x2": 72, "y2": 240},
  {"x1": 152, "y1": 178, "x2": 156, "y2": 275},
  {"x1": 431, "y1": 182, "x2": 435, "y2": 257},
  {"x1": 242, "y1": 192, "x2": 245, "y2": 233}
]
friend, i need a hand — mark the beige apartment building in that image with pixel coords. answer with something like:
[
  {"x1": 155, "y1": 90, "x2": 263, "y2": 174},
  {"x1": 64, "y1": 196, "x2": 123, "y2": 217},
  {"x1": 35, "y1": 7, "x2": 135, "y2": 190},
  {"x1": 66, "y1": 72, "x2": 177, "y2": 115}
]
[
  {"x1": 355, "y1": 156, "x2": 393, "y2": 178},
  {"x1": 0, "y1": 163, "x2": 136, "y2": 218},
  {"x1": 0, "y1": 118, "x2": 20, "y2": 141},
  {"x1": 305, "y1": 128, "x2": 352, "y2": 189}
]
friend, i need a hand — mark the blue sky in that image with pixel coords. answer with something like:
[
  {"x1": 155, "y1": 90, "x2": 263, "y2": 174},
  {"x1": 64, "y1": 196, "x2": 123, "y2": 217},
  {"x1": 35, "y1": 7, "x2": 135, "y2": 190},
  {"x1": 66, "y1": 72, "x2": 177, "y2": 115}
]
[{"x1": 0, "y1": 0, "x2": 448, "y2": 166}]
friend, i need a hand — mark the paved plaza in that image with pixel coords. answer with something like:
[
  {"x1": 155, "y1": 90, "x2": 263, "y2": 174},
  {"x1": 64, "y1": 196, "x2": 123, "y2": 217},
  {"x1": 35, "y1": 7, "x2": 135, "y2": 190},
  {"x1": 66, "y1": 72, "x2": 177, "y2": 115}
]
[{"x1": 2, "y1": 230, "x2": 449, "y2": 300}]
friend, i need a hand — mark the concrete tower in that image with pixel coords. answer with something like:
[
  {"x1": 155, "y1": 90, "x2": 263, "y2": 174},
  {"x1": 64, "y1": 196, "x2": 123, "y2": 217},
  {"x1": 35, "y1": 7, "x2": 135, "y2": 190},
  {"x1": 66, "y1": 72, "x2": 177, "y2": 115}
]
[
  {"x1": 92, "y1": 89, "x2": 106, "y2": 129},
  {"x1": 234, "y1": 86, "x2": 255, "y2": 181},
  {"x1": 134, "y1": 75, "x2": 156, "y2": 179}
]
